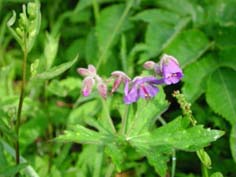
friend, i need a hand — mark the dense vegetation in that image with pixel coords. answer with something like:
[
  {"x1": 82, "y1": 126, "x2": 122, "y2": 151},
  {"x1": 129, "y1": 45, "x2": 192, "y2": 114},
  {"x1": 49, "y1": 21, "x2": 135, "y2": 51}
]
[{"x1": 0, "y1": 0, "x2": 236, "y2": 176}]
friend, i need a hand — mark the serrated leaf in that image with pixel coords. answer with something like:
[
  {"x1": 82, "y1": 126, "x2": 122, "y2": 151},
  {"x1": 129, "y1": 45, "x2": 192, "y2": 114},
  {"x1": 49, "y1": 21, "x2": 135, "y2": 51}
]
[
  {"x1": 164, "y1": 29, "x2": 210, "y2": 68},
  {"x1": 182, "y1": 55, "x2": 218, "y2": 102},
  {"x1": 130, "y1": 117, "x2": 224, "y2": 151},
  {"x1": 145, "y1": 146, "x2": 172, "y2": 177},
  {"x1": 219, "y1": 47, "x2": 236, "y2": 71},
  {"x1": 56, "y1": 125, "x2": 114, "y2": 145},
  {"x1": 206, "y1": 68, "x2": 236, "y2": 125},
  {"x1": 35, "y1": 55, "x2": 78, "y2": 80},
  {"x1": 230, "y1": 124, "x2": 236, "y2": 162}
]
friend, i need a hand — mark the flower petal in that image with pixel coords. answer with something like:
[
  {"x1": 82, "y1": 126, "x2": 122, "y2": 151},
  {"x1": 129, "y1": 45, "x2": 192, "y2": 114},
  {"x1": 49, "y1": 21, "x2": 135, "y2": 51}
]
[{"x1": 82, "y1": 77, "x2": 95, "y2": 96}]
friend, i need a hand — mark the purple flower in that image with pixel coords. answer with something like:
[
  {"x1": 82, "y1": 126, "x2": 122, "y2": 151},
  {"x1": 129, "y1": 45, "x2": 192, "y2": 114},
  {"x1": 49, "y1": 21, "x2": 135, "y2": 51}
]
[
  {"x1": 124, "y1": 76, "x2": 162, "y2": 104},
  {"x1": 160, "y1": 54, "x2": 183, "y2": 85}
]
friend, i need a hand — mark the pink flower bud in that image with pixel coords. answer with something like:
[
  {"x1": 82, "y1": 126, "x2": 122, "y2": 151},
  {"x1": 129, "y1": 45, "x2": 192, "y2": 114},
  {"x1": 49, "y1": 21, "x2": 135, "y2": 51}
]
[
  {"x1": 111, "y1": 71, "x2": 130, "y2": 93},
  {"x1": 97, "y1": 82, "x2": 107, "y2": 98},
  {"x1": 82, "y1": 77, "x2": 95, "y2": 96},
  {"x1": 143, "y1": 61, "x2": 156, "y2": 70},
  {"x1": 88, "y1": 64, "x2": 96, "y2": 74},
  {"x1": 77, "y1": 68, "x2": 90, "y2": 76}
]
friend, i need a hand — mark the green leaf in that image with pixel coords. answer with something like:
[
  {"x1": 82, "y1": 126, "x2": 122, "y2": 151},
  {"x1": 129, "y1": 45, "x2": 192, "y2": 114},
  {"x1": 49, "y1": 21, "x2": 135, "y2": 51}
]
[
  {"x1": 145, "y1": 146, "x2": 171, "y2": 177},
  {"x1": 164, "y1": 29, "x2": 210, "y2": 67},
  {"x1": 44, "y1": 32, "x2": 60, "y2": 69},
  {"x1": 132, "y1": 9, "x2": 190, "y2": 59},
  {"x1": 149, "y1": 17, "x2": 190, "y2": 58},
  {"x1": 219, "y1": 47, "x2": 236, "y2": 71},
  {"x1": 56, "y1": 125, "x2": 114, "y2": 145},
  {"x1": 47, "y1": 77, "x2": 81, "y2": 97},
  {"x1": 7, "y1": 11, "x2": 22, "y2": 47},
  {"x1": 182, "y1": 55, "x2": 218, "y2": 102},
  {"x1": 210, "y1": 172, "x2": 224, "y2": 177},
  {"x1": 95, "y1": 3, "x2": 132, "y2": 66},
  {"x1": 156, "y1": 0, "x2": 195, "y2": 17},
  {"x1": 85, "y1": 29, "x2": 99, "y2": 65},
  {"x1": 206, "y1": 68, "x2": 236, "y2": 124},
  {"x1": 127, "y1": 87, "x2": 169, "y2": 136},
  {"x1": 34, "y1": 55, "x2": 78, "y2": 80},
  {"x1": 26, "y1": 0, "x2": 41, "y2": 52},
  {"x1": 131, "y1": 9, "x2": 181, "y2": 24},
  {"x1": 230, "y1": 124, "x2": 236, "y2": 162},
  {"x1": 0, "y1": 163, "x2": 28, "y2": 177},
  {"x1": 74, "y1": 0, "x2": 116, "y2": 12},
  {"x1": 0, "y1": 115, "x2": 17, "y2": 139},
  {"x1": 105, "y1": 143, "x2": 126, "y2": 172}
]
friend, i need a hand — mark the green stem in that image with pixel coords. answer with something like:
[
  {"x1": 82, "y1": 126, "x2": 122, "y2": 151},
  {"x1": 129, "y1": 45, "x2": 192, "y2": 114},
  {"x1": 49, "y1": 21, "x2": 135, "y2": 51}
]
[
  {"x1": 96, "y1": 0, "x2": 134, "y2": 70},
  {"x1": 157, "y1": 116, "x2": 176, "y2": 177},
  {"x1": 202, "y1": 164, "x2": 209, "y2": 177},
  {"x1": 93, "y1": 146, "x2": 104, "y2": 177},
  {"x1": 121, "y1": 105, "x2": 129, "y2": 134},
  {"x1": 171, "y1": 150, "x2": 176, "y2": 177},
  {"x1": 15, "y1": 37, "x2": 28, "y2": 177},
  {"x1": 101, "y1": 98, "x2": 116, "y2": 133},
  {"x1": 92, "y1": 0, "x2": 100, "y2": 23}
]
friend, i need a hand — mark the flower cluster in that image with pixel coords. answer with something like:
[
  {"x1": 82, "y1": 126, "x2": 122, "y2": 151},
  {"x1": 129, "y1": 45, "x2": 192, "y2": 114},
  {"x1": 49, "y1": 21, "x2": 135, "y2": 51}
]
[{"x1": 77, "y1": 54, "x2": 183, "y2": 104}]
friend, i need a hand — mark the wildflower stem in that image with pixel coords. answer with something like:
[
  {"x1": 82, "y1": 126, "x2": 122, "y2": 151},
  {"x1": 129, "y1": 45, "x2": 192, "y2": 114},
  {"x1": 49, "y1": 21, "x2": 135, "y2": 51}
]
[
  {"x1": 15, "y1": 35, "x2": 28, "y2": 177},
  {"x1": 101, "y1": 98, "x2": 116, "y2": 133},
  {"x1": 157, "y1": 116, "x2": 176, "y2": 177},
  {"x1": 202, "y1": 164, "x2": 209, "y2": 177},
  {"x1": 171, "y1": 150, "x2": 176, "y2": 177},
  {"x1": 121, "y1": 105, "x2": 129, "y2": 134}
]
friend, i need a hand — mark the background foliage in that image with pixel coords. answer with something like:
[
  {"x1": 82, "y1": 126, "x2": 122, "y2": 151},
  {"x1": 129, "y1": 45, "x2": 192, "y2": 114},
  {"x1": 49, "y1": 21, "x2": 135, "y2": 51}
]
[{"x1": 0, "y1": 0, "x2": 236, "y2": 176}]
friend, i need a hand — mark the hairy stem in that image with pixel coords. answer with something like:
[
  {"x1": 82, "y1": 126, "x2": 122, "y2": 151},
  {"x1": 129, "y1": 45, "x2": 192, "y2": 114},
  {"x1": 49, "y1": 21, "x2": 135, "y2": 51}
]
[{"x1": 15, "y1": 37, "x2": 28, "y2": 177}]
